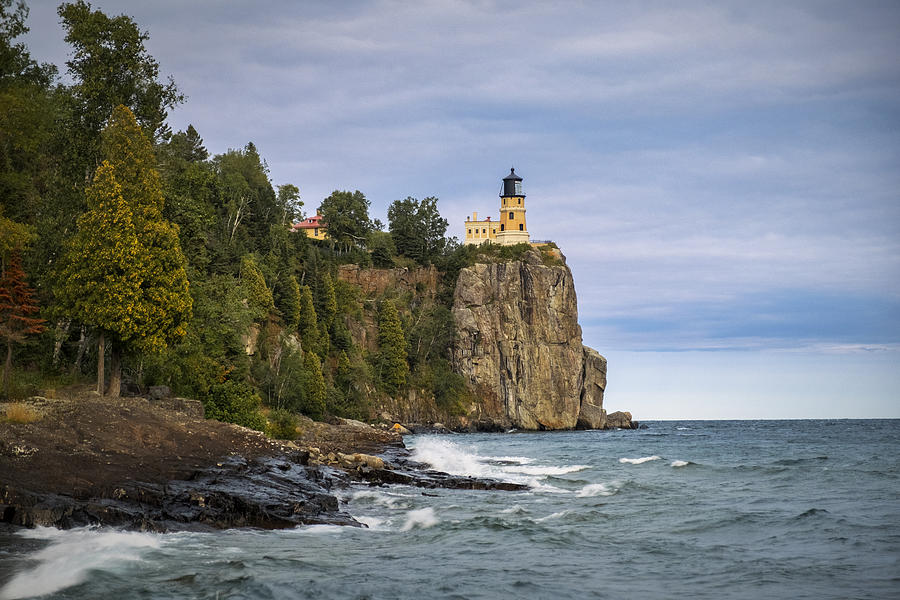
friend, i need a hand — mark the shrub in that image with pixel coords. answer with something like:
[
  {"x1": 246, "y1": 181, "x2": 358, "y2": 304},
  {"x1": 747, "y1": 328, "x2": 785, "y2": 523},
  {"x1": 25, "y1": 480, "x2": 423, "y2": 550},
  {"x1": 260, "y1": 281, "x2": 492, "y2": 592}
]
[
  {"x1": 202, "y1": 380, "x2": 266, "y2": 432},
  {"x1": 266, "y1": 408, "x2": 302, "y2": 440}
]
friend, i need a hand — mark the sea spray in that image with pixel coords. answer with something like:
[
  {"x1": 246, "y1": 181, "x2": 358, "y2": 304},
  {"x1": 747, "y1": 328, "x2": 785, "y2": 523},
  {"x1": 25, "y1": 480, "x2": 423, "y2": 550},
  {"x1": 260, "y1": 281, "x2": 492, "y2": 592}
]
[
  {"x1": 619, "y1": 455, "x2": 661, "y2": 465},
  {"x1": 400, "y1": 508, "x2": 439, "y2": 531},
  {"x1": 0, "y1": 527, "x2": 160, "y2": 600}
]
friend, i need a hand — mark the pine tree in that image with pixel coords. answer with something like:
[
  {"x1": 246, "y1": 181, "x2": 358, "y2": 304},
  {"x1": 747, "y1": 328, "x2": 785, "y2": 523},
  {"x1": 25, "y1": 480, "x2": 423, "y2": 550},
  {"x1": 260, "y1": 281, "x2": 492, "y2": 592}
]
[
  {"x1": 0, "y1": 251, "x2": 45, "y2": 398},
  {"x1": 377, "y1": 299, "x2": 408, "y2": 394}
]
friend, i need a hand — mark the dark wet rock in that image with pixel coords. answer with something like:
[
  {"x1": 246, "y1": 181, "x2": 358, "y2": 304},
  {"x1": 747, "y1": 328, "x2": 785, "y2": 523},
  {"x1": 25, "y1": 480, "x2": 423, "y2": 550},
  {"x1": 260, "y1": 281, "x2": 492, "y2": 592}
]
[
  {"x1": 1, "y1": 388, "x2": 526, "y2": 533},
  {"x1": 2, "y1": 455, "x2": 359, "y2": 532}
]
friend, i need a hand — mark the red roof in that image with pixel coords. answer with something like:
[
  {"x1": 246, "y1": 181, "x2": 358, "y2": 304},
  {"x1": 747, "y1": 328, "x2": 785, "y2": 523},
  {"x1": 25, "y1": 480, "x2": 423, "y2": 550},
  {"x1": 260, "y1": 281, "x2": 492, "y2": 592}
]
[{"x1": 292, "y1": 214, "x2": 325, "y2": 230}]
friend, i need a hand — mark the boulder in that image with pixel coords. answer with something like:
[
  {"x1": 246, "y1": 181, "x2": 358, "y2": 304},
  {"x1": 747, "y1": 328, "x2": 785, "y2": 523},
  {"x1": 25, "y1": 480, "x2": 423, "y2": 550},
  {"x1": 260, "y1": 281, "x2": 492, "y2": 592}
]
[{"x1": 606, "y1": 411, "x2": 634, "y2": 429}]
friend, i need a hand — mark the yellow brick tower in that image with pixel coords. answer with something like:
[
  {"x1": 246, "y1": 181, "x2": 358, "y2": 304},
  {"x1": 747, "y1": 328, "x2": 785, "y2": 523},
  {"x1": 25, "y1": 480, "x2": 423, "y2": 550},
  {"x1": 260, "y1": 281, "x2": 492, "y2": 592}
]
[{"x1": 496, "y1": 167, "x2": 529, "y2": 245}]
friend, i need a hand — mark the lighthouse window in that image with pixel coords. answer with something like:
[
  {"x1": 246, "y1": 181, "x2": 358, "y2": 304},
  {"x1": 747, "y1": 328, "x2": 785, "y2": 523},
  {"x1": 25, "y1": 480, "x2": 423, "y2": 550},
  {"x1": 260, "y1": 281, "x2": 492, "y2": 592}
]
[
  {"x1": 500, "y1": 224, "x2": 505, "y2": 231},
  {"x1": 519, "y1": 223, "x2": 524, "y2": 231},
  {"x1": 482, "y1": 228, "x2": 486, "y2": 234},
  {"x1": 509, "y1": 212, "x2": 514, "y2": 220},
  {"x1": 518, "y1": 198, "x2": 521, "y2": 205},
  {"x1": 515, "y1": 181, "x2": 522, "y2": 195},
  {"x1": 492, "y1": 229, "x2": 496, "y2": 234},
  {"x1": 468, "y1": 229, "x2": 471, "y2": 235}
]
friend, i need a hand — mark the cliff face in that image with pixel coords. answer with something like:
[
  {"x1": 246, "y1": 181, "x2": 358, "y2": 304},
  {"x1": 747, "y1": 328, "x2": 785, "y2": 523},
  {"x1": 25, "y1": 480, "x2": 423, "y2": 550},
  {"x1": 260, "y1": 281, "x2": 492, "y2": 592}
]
[{"x1": 451, "y1": 249, "x2": 609, "y2": 430}]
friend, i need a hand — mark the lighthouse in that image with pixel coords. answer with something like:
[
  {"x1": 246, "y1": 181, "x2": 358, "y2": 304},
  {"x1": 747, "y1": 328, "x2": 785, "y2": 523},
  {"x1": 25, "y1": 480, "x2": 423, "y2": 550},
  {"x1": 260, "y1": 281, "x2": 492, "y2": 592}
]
[{"x1": 496, "y1": 167, "x2": 530, "y2": 246}]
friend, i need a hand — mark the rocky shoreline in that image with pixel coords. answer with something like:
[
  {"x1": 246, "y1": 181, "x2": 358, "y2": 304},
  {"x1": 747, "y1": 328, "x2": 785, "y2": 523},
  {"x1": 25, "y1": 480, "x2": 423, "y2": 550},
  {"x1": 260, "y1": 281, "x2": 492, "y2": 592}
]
[{"x1": 0, "y1": 387, "x2": 530, "y2": 533}]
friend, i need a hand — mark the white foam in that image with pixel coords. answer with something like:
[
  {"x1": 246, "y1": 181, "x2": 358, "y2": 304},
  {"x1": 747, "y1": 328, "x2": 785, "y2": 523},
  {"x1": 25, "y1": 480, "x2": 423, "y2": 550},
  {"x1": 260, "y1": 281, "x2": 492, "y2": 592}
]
[
  {"x1": 487, "y1": 455, "x2": 534, "y2": 465},
  {"x1": 0, "y1": 527, "x2": 160, "y2": 600},
  {"x1": 670, "y1": 460, "x2": 690, "y2": 467},
  {"x1": 351, "y1": 489, "x2": 407, "y2": 509},
  {"x1": 535, "y1": 510, "x2": 569, "y2": 523},
  {"x1": 576, "y1": 482, "x2": 620, "y2": 497},
  {"x1": 676, "y1": 426, "x2": 690, "y2": 431},
  {"x1": 499, "y1": 505, "x2": 527, "y2": 515},
  {"x1": 400, "y1": 507, "x2": 439, "y2": 531},
  {"x1": 505, "y1": 464, "x2": 590, "y2": 476},
  {"x1": 619, "y1": 455, "x2": 661, "y2": 464},
  {"x1": 356, "y1": 516, "x2": 386, "y2": 530},
  {"x1": 411, "y1": 438, "x2": 491, "y2": 478},
  {"x1": 408, "y1": 437, "x2": 585, "y2": 491}
]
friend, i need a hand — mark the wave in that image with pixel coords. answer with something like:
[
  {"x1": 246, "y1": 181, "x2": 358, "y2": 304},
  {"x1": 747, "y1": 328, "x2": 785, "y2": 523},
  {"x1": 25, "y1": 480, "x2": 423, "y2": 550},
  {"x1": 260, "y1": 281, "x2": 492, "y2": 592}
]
[
  {"x1": 355, "y1": 516, "x2": 386, "y2": 530},
  {"x1": 505, "y1": 464, "x2": 590, "y2": 476},
  {"x1": 534, "y1": 510, "x2": 571, "y2": 523},
  {"x1": 576, "y1": 482, "x2": 621, "y2": 497},
  {"x1": 408, "y1": 437, "x2": 585, "y2": 490},
  {"x1": 670, "y1": 460, "x2": 691, "y2": 467},
  {"x1": 619, "y1": 455, "x2": 661, "y2": 465},
  {"x1": 0, "y1": 527, "x2": 160, "y2": 600},
  {"x1": 400, "y1": 507, "x2": 439, "y2": 531}
]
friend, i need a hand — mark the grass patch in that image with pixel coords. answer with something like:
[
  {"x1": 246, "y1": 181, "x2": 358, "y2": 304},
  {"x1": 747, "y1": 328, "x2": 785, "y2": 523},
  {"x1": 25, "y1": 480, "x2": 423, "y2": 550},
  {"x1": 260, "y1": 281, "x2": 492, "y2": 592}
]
[{"x1": 3, "y1": 402, "x2": 41, "y2": 424}]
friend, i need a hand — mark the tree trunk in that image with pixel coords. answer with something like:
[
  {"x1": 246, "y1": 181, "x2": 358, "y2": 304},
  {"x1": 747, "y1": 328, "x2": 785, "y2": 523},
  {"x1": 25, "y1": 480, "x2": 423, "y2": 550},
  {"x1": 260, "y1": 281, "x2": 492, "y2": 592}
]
[
  {"x1": 72, "y1": 325, "x2": 88, "y2": 375},
  {"x1": 97, "y1": 331, "x2": 105, "y2": 396},
  {"x1": 52, "y1": 319, "x2": 71, "y2": 369},
  {"x1": 107, "y1": 342, "x2": 122, "y2": 398},
  {"x1": 3, "y1": 340, "x2": 12, "y2": 400}
]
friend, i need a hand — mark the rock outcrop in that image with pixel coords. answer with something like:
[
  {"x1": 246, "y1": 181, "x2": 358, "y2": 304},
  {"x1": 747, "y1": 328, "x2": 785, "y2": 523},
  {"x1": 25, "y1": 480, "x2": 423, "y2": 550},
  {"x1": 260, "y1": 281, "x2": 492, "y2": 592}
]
[{"x1": 452, "y1": 249, "x2": 617, "y2": 429}]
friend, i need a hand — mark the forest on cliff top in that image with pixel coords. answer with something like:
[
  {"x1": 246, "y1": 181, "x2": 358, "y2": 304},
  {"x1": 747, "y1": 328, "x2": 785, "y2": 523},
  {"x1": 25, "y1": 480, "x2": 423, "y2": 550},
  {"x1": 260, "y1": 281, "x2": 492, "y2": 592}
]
[{"x1": 0, "y1": 1, "x2": 558, "y2": 435}]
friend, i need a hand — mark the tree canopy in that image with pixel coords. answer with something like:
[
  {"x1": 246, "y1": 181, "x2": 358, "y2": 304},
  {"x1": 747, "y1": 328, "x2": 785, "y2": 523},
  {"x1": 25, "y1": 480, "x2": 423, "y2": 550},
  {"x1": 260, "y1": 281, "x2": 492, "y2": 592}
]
[
  {"x1": 388, "y1": 196, "x2": 449, "y2": 265},
  {"x1": 318, "y1": 190, "x2": 372, "y2": 252}
]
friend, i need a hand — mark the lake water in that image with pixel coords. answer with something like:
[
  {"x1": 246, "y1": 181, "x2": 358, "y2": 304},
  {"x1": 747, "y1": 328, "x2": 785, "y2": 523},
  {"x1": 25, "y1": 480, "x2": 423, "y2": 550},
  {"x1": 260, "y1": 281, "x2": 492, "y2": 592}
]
[{"x1": 1, "y1": 420, "x2": 898, "y2": 599}]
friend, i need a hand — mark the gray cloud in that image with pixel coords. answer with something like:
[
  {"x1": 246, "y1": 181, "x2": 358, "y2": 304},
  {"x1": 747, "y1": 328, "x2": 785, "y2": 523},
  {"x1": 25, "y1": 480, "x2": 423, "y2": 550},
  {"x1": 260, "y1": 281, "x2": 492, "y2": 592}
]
[{"x1": 23, "y1": 0, "x2": 900, "y2": 356}]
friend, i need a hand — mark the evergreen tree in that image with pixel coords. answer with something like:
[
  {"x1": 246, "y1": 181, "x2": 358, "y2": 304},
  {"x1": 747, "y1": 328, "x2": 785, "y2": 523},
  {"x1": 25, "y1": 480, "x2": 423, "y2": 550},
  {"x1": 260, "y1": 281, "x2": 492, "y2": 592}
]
[
  {"x1": 102, "y1": 107, "x2": 192, "y2": 363},
  {"x1": 301, "y1": 350, "x2": 326, "y2": 418},
  {"x1": 280, "y1": 275, "x2": 301, "y2": 330},
  {"x1": 57, "y1": 107, "x2": 191, "y2": 396},
  {"x1": 320, "y1": 272, "x2": 337, "y2": 328},
  {"x1": 377, "y1": 299, "x2": 408, "y2": 394},
  {"x1": 240, "y1": 255, "x2": 273, "y2": 321},
  {"x1": 56, "y1": 161, "x2": 143, "y2": 395},
  {"x1": 298, "y1": 284, "x2": 318, "y2": 352},
  {"x1": 0, "y1": 250, "x2": 45, "y2": 398}
]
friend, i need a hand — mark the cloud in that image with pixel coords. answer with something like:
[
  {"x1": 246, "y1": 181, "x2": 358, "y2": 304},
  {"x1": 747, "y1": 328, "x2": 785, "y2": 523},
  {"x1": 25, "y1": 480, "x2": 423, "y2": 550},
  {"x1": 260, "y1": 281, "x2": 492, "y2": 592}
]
[{"x1": 22, "y1": 0, "x2": 900, "y2": 359}]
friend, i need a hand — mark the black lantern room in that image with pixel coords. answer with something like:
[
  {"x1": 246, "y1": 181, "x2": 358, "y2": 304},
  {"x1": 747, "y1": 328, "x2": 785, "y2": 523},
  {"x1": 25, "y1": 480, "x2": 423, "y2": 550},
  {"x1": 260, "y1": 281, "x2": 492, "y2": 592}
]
[{"x1": 501, "y1": 167, "x2": 524, "y2": 198}]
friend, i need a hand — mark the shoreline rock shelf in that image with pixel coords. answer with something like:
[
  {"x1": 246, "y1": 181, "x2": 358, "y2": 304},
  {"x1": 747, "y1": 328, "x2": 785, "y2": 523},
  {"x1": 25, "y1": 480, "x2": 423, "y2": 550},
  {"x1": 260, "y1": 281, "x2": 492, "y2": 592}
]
[{"x1": 0, "y1": 390, "x2": 526, "y2": 532}]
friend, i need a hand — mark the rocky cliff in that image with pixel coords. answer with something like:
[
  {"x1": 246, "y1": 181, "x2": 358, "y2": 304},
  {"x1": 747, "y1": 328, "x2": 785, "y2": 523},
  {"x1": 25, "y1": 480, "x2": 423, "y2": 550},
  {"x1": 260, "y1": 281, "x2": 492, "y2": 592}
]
[{"x1": 451, "y1": 248, "x2": 614, "y2": 430}]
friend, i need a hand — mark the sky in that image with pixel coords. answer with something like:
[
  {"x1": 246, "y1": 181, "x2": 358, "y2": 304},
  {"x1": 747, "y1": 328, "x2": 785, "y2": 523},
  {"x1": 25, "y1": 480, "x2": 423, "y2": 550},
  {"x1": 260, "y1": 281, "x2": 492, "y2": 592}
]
[{"x1": 24, "y1": 0, "x2": 900, "y2": 419}]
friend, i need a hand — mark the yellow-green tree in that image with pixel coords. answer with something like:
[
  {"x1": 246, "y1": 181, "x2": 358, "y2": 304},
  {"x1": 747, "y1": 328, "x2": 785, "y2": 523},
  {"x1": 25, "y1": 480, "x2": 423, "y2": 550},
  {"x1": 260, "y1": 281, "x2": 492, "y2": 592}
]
[
  {"x1": 240, "y1": 255, "x2": 273, "y2": 321},
  {"x1": 57, "y1": 106, "x2": 191, "y2": 396},
  {"x1": 57, "y1": 161, "x2": 143, "y2": 394}
]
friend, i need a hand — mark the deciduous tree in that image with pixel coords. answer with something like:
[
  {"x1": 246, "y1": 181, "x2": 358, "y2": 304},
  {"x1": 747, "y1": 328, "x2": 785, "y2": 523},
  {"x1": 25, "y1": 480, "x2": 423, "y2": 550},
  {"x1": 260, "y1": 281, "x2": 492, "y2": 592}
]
[
  {"x1": 0, "y1": 250, "x2": 45, "y2": 398},
  {"x1": 318, "y1": 190, "x2": 372, "y2": 252}
]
